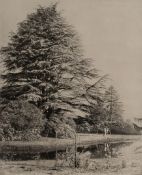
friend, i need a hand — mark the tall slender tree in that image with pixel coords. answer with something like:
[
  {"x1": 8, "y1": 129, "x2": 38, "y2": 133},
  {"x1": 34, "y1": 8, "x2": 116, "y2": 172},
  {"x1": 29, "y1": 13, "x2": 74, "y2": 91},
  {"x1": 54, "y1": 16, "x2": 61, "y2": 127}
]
[{"x1": 103, "y1": 85, "x2": 124, "y2": 130}]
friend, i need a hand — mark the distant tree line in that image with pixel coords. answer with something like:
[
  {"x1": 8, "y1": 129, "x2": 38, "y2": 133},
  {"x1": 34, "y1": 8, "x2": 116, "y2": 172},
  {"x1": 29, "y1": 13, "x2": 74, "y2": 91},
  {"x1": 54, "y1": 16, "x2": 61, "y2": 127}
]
[{"x1": 0, "y1": 4, "x2": 139, "y2": 141}]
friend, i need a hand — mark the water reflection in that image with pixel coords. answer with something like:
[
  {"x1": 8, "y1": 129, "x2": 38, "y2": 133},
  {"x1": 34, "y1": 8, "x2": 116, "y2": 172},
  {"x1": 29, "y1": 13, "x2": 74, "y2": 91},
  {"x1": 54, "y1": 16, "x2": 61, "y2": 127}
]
[
  {"x1": 77, "y1": 142, "x2": 131, "y2": 159},
  {"x1": 0, "y1": 141, "x2": 132, "y2": 164}
]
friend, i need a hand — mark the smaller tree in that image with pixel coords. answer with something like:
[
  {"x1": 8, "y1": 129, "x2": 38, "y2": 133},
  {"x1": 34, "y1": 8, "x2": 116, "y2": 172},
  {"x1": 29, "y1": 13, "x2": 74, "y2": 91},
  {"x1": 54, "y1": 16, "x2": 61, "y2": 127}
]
[
  {"x1": 82, "y1": 74, "x2": 109, "y2": 133},
  {"x1": 88, "y1": 104, "x2": 108, "y2": 133},
  {"x1": 103, "y1": 86, "x2": 124, "y2": 132},
  {"x1": 0, "y1": 100, "x2": 44, "y2": 141}
]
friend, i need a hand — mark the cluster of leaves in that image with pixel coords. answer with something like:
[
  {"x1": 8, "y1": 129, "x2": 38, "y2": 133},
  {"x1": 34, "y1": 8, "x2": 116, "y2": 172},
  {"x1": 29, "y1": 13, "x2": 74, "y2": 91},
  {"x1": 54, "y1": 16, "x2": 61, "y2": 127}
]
[
  {"x1": 42, "y1": 116, "x2": 76, "y2": 138},
  {"x1": 0, "y1": 100, "x2": 44, "y2": 141}
]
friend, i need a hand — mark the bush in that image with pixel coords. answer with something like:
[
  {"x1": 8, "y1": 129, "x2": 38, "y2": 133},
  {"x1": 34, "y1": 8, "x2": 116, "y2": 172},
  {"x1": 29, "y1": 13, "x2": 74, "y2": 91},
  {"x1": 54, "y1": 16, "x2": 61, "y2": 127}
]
[
  {"x1": 42, "y1": 117, "x2": 75, "y2": 138},
  {"x1": 111, "y1": 121, "x2": 141, "y2": 135},
  {"x1": 0, "y1": 100, "x2": 44, "y2": 141}
]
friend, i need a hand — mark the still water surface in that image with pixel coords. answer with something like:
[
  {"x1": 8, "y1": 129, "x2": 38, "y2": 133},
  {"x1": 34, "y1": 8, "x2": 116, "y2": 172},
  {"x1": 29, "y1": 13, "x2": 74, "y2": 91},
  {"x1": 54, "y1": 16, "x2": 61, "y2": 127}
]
[{"x1": 0, "y1": 141, "x2": 132, "y2": 162}]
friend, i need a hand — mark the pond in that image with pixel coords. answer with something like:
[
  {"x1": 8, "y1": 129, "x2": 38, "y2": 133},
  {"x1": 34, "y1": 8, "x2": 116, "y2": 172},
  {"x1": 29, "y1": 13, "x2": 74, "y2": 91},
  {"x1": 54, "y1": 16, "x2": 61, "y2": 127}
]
[{"x1": 0, "y1": 141, "x2": 132, "y2": 165}]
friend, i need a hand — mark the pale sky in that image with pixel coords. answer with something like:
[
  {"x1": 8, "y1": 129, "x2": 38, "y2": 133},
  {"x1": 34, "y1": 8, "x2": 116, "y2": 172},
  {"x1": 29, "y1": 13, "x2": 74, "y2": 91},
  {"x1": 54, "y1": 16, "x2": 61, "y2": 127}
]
[{"x1": 1, "y1": 0, "x2": 142, "y2": 120}]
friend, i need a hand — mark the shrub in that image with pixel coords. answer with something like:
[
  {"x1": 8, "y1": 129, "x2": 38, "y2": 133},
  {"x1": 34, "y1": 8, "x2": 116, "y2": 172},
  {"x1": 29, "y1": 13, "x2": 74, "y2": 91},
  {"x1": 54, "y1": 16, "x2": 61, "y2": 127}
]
[
  {"x1": 42, "y1": 117, "x2": 75, "y2": 138},
  {"x1": 0, "y1": 100, "x2": 44, "y2": 141}
]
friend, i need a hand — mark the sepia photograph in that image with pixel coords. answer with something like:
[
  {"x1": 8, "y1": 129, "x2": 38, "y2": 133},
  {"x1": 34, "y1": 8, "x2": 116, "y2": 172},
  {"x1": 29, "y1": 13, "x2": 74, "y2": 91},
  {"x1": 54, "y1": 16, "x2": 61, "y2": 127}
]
[{"x1": 0, "y1": 0, "x2": 142, "y2": 174}]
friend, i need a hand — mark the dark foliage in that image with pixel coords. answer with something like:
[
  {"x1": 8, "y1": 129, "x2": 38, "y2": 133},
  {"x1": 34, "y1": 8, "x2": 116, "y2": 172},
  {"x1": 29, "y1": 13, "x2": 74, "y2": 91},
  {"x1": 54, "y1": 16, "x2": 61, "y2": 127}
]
[{"x1": 0, "y1": 100, "x2": 44, "y2": 141}]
